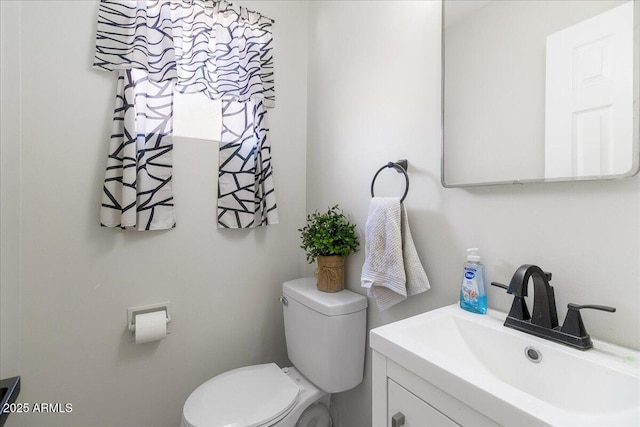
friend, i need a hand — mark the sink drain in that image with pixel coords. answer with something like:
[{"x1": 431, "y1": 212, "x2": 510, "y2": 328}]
[{"x1": 524, "y1": 346, "x2": 542, "y2": 363}]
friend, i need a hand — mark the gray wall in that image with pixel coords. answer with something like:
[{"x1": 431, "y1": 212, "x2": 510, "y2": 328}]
[{"x1": 305, "y1": 2, "x2": 640, "y2": 426}]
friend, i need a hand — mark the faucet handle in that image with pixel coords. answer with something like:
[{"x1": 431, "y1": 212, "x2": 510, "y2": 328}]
[
  {"x1": 490, "y1": 282, "x2": 532, "y2": 321},
  {"x1": 560, "y1": 303, "x2": 616, "y2": 338},
  {"x1": 490, "y1": 281, "x2": 508, "y2": 290},
  {"x1": 491, "y1": 271, "x2": 553, "y2": 292},
  {"x1": 567, "y1": 303, "x2": 616, "y2": 313}
]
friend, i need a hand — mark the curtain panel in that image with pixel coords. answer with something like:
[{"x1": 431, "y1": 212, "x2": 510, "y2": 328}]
[{"x1": 94, "y1": 0, "x2": 277, "y2": 230}]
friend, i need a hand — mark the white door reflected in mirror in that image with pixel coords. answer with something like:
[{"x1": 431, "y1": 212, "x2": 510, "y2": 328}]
[{"x1": 545, "y1": 2, "x2": 633, "y2": 178}]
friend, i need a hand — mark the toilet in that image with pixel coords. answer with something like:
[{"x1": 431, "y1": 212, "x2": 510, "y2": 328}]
[{"x1": 181, "y1": 277, "x2": 368, "y2": 427}]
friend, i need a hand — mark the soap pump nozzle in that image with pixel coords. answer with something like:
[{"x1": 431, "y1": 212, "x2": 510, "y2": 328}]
[{"x1": 466, "y1": 248, "x2": 481, "y2": 262}]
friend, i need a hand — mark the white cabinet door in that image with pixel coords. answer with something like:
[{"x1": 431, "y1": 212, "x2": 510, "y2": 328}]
[{"x1": 388, "y1": 379, "x2": 460, "y2": 427}]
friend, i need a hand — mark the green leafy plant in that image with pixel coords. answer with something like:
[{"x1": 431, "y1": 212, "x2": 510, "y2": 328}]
[{"x1": 299, "y1": 205, "x2": 360, "y2": 264}]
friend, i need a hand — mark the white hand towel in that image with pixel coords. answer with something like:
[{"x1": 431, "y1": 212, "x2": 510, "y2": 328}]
[{"x1": 361, "y1": 197, "x2": 431, "y2": 310}]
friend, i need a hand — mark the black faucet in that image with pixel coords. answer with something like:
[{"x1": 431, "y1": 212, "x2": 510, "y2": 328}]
[
  {"x1": 492, "y1": 264, "x2": 615, "y2": 350},
  {"x1": 505, "y1": 264, "x2": 558, "y2": 329}
]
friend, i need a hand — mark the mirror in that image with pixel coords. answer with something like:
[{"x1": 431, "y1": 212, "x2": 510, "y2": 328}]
[{"x1": 442, "y1": 0, "x2": 640, "y2": 187}]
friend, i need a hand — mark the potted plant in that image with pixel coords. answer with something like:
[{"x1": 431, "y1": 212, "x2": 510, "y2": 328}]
[{"x1": 299, "y1": 205, "x2": 360, "y2": 292}]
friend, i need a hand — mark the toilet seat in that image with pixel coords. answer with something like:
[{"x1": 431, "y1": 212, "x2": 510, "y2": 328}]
[{"x1": 182, "y1": 363, "x2": 300, "y2": 427}]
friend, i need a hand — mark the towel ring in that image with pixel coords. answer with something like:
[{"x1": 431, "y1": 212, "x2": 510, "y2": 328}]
[{"x1": 370, "y1": 160, "x2": 410, "y2": 202}]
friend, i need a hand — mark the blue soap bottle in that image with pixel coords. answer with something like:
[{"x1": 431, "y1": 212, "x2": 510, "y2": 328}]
[{"x1": 459, "y1": 248, "x2": 487, "y2": 314}]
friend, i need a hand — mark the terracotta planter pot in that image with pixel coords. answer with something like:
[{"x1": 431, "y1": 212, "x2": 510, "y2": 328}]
[{"x1": 315, "y1": 255, "x2": 345, "y2": 292}]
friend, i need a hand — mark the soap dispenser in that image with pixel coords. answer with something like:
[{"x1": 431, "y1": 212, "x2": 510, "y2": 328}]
[{"x1": 459, "y1": 248, "x2": 487, "y2": 314}]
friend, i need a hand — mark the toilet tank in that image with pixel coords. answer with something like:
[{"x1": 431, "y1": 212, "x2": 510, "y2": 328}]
[{"x1": 282, "y1": 277, "x2": 368, "y2": 393}]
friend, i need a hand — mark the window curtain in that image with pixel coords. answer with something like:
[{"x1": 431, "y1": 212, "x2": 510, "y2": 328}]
[{"x1": 94, "y1": 0, "x2": 277, "y2": 230}]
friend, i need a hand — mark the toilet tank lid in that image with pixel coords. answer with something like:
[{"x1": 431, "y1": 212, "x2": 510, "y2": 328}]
[{"x1": 283, "y1": 277, "x2": 368, "y2": 316}]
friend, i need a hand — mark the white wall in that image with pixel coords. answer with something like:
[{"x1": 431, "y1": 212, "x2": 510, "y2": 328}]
[
  {"x1": 0, "y1": 0, "x2": 22, "y2": 381},
  {"x1": 306, "y1": 2, "x2": 640, "y2": 426},
  {"x1": 3, "y1": 1, "x2": 308, "y2": 426}
]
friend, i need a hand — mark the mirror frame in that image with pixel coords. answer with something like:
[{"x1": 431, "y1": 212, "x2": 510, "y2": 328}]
[{"x1": 441, "y1": 0, "x2": 640, "y2": 188}]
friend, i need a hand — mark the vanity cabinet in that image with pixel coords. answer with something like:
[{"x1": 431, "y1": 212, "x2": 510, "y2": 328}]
[{"x1": 372, "y1": 351, "x2": 499, "y2": 427}]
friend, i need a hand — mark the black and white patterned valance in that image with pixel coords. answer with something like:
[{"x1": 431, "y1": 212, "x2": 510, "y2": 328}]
[{"x1": 94, "y1": 0, "x2": 278, "y2": 230}]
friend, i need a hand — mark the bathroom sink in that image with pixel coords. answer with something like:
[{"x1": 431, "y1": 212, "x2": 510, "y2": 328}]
[{"x1": 370, "y1": 304, "x2": 640, "y2": 426}]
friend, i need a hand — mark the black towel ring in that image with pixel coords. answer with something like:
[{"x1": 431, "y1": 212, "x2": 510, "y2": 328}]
[{"x1": 370, "y1": 160, "x2": 410, "y2": 202}]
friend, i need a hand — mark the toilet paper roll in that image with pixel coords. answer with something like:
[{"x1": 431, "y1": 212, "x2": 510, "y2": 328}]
[{"x1": 135, "y1": 311, "x2": 167, "y2": 344}]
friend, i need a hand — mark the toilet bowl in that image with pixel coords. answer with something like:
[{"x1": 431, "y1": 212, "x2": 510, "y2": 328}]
[
  {"x1": 181, "y1": 277, "x2": 367, "y2": 427},
  {"x1": 180, "y1": 364, "x2": 330, "y2": 427}
]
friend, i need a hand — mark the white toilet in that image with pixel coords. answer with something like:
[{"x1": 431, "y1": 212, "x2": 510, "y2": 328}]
[{"x1": 181, "y1": 277, "x2": 368, "y2": 427}]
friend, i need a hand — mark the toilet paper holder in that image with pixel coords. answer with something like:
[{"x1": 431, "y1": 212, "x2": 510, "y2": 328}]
[{"x1": 127, "y1": 302, "x2": 172, "y2": 341}]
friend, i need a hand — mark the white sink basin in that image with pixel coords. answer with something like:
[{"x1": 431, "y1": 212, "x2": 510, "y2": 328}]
[{"x1": 370, "y1": 304, "x2": 640, "y2": 426}]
